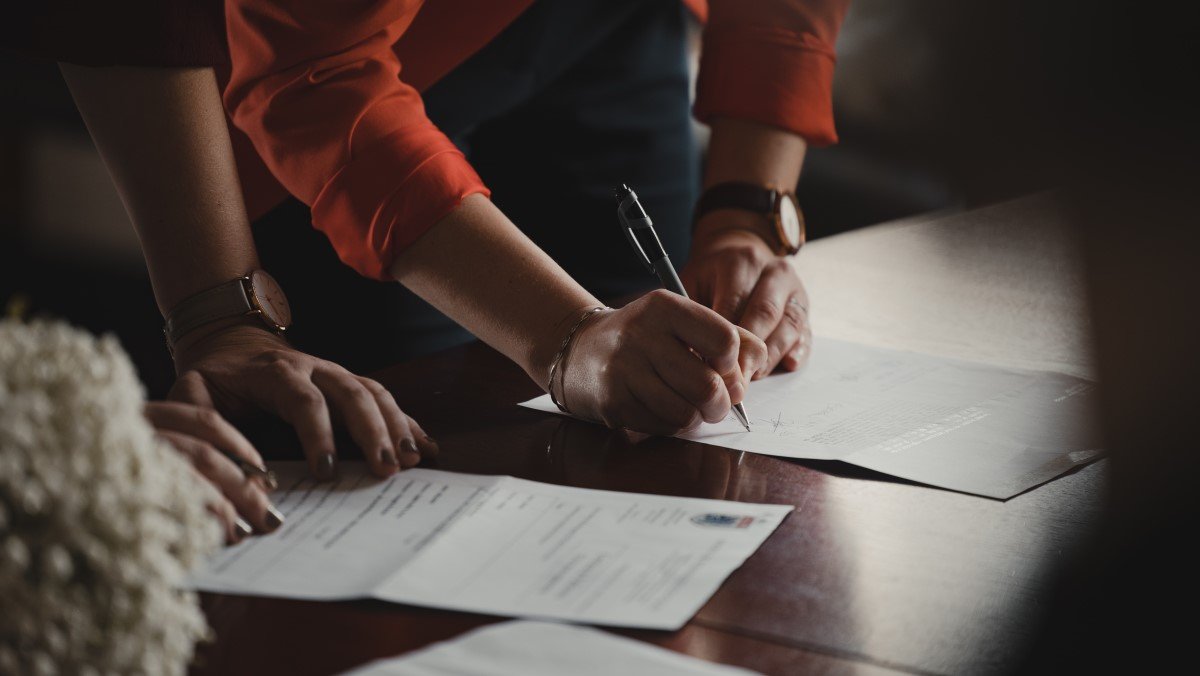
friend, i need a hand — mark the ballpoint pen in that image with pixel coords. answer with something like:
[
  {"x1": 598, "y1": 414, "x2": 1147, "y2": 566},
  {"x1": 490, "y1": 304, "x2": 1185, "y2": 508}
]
[{"x1": 614, "y1": 184, "x2": 752, "y2": 432}]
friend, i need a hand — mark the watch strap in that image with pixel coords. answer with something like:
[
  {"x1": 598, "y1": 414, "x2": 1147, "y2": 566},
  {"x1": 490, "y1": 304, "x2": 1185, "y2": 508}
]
[
  {"x1": 694, "y1": 182, "x2": 778, "y2": 222},
  {"x1": 164, "y1": 278, "x2": 254, "y2": 346}
]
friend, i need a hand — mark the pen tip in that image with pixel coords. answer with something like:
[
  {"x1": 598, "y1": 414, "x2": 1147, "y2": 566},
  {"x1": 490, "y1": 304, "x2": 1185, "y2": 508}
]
[{"x1": 731, "y1": 404, "x2": 751, "y2": 432}]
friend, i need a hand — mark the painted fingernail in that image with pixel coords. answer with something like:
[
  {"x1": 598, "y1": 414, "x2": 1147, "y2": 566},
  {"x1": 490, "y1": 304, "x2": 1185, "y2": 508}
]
[
  {"x1": 317, "y1": 452, "x2": 336, "y2": 479},
  {"x1": 235, "y1": 517, "x2": 253, "y2": 540},
  {"x1": 264, "y1": 505, "x2": 285, "y2": 532},
  {"x1": 382, "y1": 448, "x2": 400, "y2": 467}
]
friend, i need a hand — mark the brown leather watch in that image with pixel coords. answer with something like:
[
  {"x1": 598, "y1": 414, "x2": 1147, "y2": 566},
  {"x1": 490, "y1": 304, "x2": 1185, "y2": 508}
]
[
  {"x1": 694, "y1": 181, "x2": 806, "y2": 255},
  {"x1": 163, "y1": 270, "x2": 292, "y2": 350}
]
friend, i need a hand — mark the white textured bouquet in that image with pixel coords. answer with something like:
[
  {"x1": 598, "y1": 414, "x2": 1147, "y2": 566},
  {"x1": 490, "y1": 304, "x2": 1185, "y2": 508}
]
[{"x1": 0, "y1": 320, "x2": 221, "y2": 675}]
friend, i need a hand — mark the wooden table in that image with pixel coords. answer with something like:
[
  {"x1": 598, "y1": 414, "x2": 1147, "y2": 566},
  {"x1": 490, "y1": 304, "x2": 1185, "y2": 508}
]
[{"x1": 195, "y1": 195, "x2": 1105, "y2": 676}]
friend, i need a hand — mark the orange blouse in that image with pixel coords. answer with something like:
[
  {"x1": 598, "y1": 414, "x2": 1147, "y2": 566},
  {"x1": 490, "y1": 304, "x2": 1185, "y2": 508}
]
[{"x1": 223, "y1": 0, "x2": 848, "y2": 280}]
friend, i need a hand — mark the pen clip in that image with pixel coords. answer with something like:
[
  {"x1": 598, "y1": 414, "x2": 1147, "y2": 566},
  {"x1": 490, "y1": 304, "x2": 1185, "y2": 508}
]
[{"x1": 615, "y1": 185, "x2": 657, "y2": 274}]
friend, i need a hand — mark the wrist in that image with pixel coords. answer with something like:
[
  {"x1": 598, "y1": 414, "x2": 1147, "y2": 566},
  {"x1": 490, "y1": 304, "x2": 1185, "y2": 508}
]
[
  {"x1": 171, "y1": 318, "x2": 286, "y2": 371},
  {"x1": 692, "y1": 213, "x2": 778, "y2": 255},
  {"x1": 527, "y1": 303, "x2": 607, "y2": 390},
  {"x1": 545, "y1": 306, "x2": 609, "y2": 412}
]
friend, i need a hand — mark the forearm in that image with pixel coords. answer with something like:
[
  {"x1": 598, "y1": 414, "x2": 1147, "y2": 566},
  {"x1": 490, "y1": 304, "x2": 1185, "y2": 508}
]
[
  {"x1": 60, "y1": 65, "x2": 258, "y2": 315},
  {"x1": 388, "y1": 195, "x2": 600, "y2": 388},
  {"x1": 698, "y1": 117, "x2": 808, "y2": 240}
]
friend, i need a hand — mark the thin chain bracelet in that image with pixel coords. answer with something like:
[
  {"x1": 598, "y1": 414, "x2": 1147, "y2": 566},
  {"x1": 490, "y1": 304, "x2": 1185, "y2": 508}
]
[{"x1": 547, "y1": 306, "x2": 609, "y2": 414}]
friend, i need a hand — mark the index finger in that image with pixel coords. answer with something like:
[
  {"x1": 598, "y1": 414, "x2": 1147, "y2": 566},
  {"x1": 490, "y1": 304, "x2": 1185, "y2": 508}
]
[
  {"x1": 312, "y1": 367, "x2": 395, "y2": 478},
  {"x1": 144, "y1": 400, "x2": 266, "y2": 470},
  {"x1": 737, "y1": 262, "x2": 801, "y2": 341},
  {"x1": 709, "y1": 258, "x2": 759, "y2": 322},
  {"x1": 654, "y1": 291, "x2": 743, "y2": 378},
  {"x1": 168, "y1": 370, "x2": 215, "y2": 408},
  {"x1": 251, "y1": 364, "x2": 338, "y2": 480}
]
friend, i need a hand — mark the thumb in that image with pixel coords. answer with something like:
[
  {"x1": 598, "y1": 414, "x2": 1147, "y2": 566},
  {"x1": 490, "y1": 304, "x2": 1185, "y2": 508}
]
[{"x1": 168, "y1": 370, "x2": 216, "y2": 408}]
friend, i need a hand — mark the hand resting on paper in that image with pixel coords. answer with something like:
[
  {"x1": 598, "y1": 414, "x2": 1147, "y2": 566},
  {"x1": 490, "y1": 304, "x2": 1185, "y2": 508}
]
[
  {"x1": 168, "y1": 323, "x2": 439, "y2": 483},
  {"x1": 682, "y1": 217, "x2": 813, "y2": 378}
]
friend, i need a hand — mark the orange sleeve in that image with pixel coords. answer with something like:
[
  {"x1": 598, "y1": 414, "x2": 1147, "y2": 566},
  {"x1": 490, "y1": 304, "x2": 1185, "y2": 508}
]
[
  {"x1": 223, "y1": 0, "x2": 489, "y2": 281},
  {"x1": 694, "y1": 0, "x2": 850, "y2": 147}
]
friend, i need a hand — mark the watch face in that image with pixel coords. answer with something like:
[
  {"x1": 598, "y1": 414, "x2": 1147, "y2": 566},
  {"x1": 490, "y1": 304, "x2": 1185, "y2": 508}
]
[
  {"x1": 777, "y1": 193, "x2": 805, "y2": 251},
  {"x1": 249, "y1": 270, "x2": 292, "y2": 330}
]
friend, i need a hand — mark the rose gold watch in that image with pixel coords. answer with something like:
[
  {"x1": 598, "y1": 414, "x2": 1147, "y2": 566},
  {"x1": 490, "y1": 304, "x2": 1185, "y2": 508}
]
[{"x1": 163, "y1": 270, "x2": 292, "y2": 350}]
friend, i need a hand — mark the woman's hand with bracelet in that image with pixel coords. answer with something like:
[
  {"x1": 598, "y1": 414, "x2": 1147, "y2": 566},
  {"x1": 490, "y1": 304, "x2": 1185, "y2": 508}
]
[
  {"x1": 390, "y1": 196, "x2": 763, "y2": 436},
  {"x1": 552, "y1": 290, "x2": 767, "y2": 435}
]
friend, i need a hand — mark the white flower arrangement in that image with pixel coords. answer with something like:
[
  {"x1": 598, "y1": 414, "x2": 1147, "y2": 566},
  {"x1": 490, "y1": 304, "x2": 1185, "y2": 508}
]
[{"x1": 0, "y1": 319, "x2": 221, "y2": 675}]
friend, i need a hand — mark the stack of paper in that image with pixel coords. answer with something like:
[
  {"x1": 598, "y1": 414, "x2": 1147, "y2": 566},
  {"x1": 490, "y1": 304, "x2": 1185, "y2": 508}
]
[{"x1": 191, "y1": 463, "x2": 790, "y2": 629}]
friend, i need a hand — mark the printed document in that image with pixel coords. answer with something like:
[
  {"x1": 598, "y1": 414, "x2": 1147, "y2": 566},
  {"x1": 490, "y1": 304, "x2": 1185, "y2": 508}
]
[
  {"x1": 190, "y1": 464, "x2": 790, "y2": 629},
  {"x1": 522, "y1": 338, "x2": 1102, "y2": 499},
  {"x1": 342, "y1": 620, "x2": 761, "y2": 675}
]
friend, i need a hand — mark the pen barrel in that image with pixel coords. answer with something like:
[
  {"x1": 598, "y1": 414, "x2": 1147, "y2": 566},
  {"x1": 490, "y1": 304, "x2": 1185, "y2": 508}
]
[{"x1": 651, "y1": 257, "x2": 688, "y2": 299}]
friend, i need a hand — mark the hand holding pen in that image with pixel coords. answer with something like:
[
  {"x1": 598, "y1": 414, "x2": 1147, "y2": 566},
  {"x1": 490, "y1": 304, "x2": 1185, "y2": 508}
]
[
  {"x1": 613, "y1": 184, "x2": 761, "y2": 432},
  {"x1": 553, "y1": 289, "x2": 766, "y2": 435}
]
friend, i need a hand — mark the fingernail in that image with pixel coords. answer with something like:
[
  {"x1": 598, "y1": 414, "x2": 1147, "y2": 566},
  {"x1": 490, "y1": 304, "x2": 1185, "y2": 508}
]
[
  {"x1": 261, "y1": 470, "x2": 279, "y2": 492},
  {"x1": 235, "y1": 517, "x2": 253, "y2": 540},
  {"x1": 424, "y1": 435, "x2": 440, "y2": 456},
  {"x1": 400, "y1": 439, "x2": 420, "y2": 466},
  {"x1": 382, "y1": 448, "x2": 400, "y2": 467},
  {"x1": 264, "y1": 505, "x2": 285, "y2": 532},
  {"x1": 317, "y1": 452, "x2": 336, "y2": 479}
]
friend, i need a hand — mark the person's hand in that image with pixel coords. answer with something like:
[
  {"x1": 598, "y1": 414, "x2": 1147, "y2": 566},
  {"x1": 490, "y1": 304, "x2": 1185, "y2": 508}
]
[
  {"x1": 681, "y1": 225, "x2": 812, "y2": 378},
  {"x1": 556, "y1": 290, "x2": 767, "y2": 435},
  {"x1": 168, "y1": 322, "x2": 438, "y2": 481},
  {"x1": 145, "y1": 400, "x2": 281, "y2": 544}
]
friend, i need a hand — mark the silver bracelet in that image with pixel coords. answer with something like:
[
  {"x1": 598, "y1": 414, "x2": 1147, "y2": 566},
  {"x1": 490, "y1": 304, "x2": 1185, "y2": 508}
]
[{"x1": 547, "y1": 306, "x2": 609, "y2": 414}]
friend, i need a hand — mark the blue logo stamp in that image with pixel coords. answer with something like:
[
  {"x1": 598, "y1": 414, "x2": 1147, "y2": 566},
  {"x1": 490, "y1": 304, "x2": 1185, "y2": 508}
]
[{"x1": 691, "y1": 513, "x2": 754, "y2": 528}]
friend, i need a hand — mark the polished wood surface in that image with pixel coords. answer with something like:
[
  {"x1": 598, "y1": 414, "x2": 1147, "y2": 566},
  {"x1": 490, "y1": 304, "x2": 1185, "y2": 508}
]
[{"x1": 195, "y1": 196, "x2": 1104, "y2": 675}]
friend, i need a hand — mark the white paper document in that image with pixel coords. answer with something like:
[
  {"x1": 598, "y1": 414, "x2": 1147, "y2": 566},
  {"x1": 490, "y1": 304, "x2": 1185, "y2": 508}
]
[
  {"x1": 521, "y1": 338, "x2": 1102, "y2": 499},
  {"x1": 190, "y1": 464, "x2": 790, "y2": 629},
  {"x1": 342, "y1": 620, "x2": 761, "y2": 676}
]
